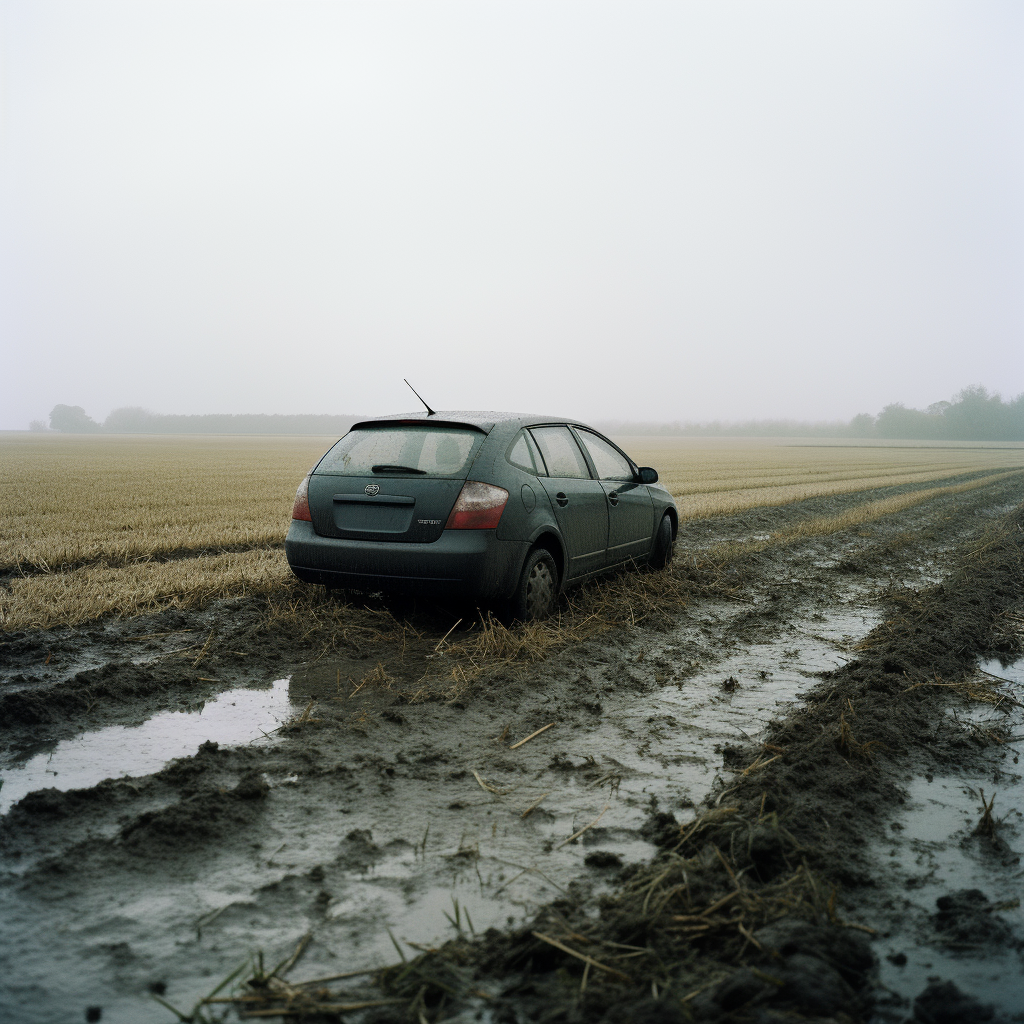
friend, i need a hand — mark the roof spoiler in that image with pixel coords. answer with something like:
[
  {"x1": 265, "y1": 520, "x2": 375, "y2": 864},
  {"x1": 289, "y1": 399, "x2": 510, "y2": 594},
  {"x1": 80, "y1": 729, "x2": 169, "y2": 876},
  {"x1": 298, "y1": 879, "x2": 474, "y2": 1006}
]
[{"x1": 349, "y1": 418, "x2": 489, "y2": 433}]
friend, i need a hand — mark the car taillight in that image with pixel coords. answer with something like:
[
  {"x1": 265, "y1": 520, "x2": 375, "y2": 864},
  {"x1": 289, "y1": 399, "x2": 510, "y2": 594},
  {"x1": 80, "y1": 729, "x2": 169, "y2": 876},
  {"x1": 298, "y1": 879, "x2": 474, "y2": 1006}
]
[
  {"x1": 445, "y1": 481, "x2": 508, "y2": 530},
  {"x1": 291, "y1": 475, "x2": 312, "y2": 522}
]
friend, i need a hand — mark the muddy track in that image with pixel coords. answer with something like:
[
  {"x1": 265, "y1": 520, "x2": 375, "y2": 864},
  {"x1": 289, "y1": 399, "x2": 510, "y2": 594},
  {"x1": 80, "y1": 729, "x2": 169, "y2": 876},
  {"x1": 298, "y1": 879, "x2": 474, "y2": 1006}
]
[
  {"x1": 674, "y1": 466, "x2": 1022, "y2": 551},
  {"x1": 1, "y1": 477, "x2": 1023, "y2": 1023},
  {"x1": 366, "y1": 500, "x2": 1024, "y2": 1024}
]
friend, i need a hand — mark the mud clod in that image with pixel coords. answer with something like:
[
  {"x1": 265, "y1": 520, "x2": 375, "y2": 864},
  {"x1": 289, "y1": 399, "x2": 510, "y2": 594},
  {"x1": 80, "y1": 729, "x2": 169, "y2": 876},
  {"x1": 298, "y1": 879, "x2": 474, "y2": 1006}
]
[
  {"x1": 119, "y1": 781, "x2": 267, "y2": 850},
  {"x1": 692, "y1": 951, "x2": 858, "y2": 1019},
  {"x1": 932, "y1": 888, "x2": 1016, "y2": 947},
  {"x1": 743, "y1": 820, "x2": 797, "y2": 881},
  {"x1": 640, "y1": 809, "x2": 679, "y2": 846},
  {"x1": 914, "y1": 979, "x2": 996, "y2": 1023},
  {"x1": 584, "y1": 850, "x2": 623, "y2": 869},
  {"x1": 754, "y1": 917, "x2": 875, "y2": 987},
  {"x1": 232, "y1": 772, "x2": 270, "y2": 800}
]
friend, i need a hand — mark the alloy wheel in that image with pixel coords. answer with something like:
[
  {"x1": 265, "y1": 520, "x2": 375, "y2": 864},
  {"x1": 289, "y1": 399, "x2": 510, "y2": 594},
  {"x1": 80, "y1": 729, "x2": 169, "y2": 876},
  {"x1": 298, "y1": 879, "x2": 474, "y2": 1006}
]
[{"x1": 525, "y1": 560, "x2": 555, "y2": 619}]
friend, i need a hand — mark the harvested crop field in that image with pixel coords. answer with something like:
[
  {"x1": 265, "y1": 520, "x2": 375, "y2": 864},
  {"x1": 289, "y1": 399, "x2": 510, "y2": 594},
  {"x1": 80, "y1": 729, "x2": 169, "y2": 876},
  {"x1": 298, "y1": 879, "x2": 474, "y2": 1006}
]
[
  {"x1": 3, "y1": 432, "x2": 1023, "y2": 631},
  {"x1": 2, "y1": 433, "x2": 1024, "y2": 1024}
]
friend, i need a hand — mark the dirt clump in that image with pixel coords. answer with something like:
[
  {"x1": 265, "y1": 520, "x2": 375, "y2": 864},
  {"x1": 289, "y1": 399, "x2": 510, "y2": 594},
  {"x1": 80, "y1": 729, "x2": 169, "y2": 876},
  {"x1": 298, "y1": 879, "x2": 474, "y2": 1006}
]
[
  {"x1": 0, "y1": 661, "x2": 164, "y2": 727},
  {"x1": 688, "y1": 923, "x2": 871, "y2": 1019},
  {"x1": 584, "y1": 850, "x2": 623, "y2": 869},
  {"x1": 119, "y1": 772, "x2": 268, "y2": 851},
  {"x1": 4, "y1": 781, "x2": 118, "y2": 821},
  {"x1": 931, "y1": 889, "x2": 1019, "y2": 949},
  {"x1": 914, "y1": 979, "x2": 999, "y2": 1024}
]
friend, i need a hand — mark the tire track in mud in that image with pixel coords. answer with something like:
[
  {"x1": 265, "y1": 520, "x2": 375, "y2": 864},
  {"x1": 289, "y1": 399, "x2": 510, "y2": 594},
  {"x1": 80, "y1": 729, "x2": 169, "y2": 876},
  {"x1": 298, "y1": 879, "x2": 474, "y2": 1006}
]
[
  {"x1": 673, "y1": 466, "x2": 1020, "y2": 548},
  {"x1": 0, "y1": 477, "x2": 1022, "y2": 1023},
  {"x1": 400, "y1": 501, "x2": 1024, "y2": 1024}
]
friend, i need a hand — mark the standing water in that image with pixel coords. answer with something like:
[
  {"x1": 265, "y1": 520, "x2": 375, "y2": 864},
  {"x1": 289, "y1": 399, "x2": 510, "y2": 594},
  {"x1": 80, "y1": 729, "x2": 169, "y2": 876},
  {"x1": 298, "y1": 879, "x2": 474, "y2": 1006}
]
[
  {"x1": 0, "y1": 678, "x2": 294, "y2": 815},
  {"x1": 872, "y1": 655, "x2": 1024, "y2": 1020}
]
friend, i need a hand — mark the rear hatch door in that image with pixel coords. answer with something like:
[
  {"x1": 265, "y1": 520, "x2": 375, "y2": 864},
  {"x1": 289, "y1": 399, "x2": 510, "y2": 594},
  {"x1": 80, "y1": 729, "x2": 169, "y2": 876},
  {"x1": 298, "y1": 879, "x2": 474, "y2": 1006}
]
[{"x1": 307, "y1": 423, "x2": 485, "y2": 543}]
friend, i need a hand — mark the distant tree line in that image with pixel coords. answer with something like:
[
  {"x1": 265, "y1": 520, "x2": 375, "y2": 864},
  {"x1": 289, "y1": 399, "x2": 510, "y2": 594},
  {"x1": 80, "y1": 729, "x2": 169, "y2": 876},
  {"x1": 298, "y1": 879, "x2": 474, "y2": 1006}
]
[
  {"x1": 594, "y1": 416, "x2": 860, "y2": 438},
  {"x1": 43, "y1": 405, "x2": 361, "y2": 436},
  {"x1": 599, "y1": 386, "x2": 1024, "y2": 442},
  {"x1": 868, "y1": 385, "x2": 1024, "y2": 441},
  {"x1": 36, "y1": 386, "x2": 1024, "y2": 441}
]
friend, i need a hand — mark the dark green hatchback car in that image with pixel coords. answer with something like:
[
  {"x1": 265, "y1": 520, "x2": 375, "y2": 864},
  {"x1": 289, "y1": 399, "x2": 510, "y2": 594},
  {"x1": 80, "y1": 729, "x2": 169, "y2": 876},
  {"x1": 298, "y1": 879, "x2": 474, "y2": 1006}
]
[{"x1": 285, "y1": 411, "x2": 677, "y2": 619}]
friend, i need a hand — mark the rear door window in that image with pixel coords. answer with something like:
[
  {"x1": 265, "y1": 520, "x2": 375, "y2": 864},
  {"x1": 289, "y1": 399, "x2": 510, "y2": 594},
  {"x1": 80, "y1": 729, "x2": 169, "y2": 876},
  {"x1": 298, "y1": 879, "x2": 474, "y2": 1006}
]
[
  {"x1": 316, "y1": 426, "x2": 481, "y2": 477},
  {"x1": 530, "y1": 426, "x2": 591, "y2": 479}
]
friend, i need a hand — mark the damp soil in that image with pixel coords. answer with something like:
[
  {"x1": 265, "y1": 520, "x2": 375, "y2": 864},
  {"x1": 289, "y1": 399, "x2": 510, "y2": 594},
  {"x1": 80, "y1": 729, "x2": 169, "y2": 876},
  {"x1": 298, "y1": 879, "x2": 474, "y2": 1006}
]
[{"x1": 1, "y1": 475, "x2": 1023, "y2": 1024}]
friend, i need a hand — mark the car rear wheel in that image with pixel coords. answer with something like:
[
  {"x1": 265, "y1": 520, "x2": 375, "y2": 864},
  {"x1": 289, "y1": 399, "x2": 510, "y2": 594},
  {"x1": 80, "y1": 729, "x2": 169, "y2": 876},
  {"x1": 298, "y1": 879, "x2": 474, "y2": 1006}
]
[
  {"x1": 648, "y1": 513, "x2": 674, "y2": 570},
  {"x1": 511, "y1": 548, "x2": 558, "y2": 621}
]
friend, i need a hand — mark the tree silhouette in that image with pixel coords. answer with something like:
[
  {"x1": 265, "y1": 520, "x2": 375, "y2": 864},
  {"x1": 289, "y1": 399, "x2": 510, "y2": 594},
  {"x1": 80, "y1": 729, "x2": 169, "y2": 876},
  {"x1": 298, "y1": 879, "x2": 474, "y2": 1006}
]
[{"x1": 49, "y1": 405, "x2": 101, "y2": 433}]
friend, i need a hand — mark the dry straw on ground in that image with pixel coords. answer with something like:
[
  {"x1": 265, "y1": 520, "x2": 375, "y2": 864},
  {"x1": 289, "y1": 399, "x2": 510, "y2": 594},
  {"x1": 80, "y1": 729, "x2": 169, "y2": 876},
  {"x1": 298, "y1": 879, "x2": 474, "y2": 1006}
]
[{"x1": 0, "y1": 549, "x2": 292, "y2": 630}]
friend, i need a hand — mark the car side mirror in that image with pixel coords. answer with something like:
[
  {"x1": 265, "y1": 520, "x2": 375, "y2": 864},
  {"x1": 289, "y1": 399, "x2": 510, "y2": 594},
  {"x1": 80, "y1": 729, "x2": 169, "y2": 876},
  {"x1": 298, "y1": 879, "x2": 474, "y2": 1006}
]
[{"x1": 638, "y1": 466, "x2": 658, "y2": 484}]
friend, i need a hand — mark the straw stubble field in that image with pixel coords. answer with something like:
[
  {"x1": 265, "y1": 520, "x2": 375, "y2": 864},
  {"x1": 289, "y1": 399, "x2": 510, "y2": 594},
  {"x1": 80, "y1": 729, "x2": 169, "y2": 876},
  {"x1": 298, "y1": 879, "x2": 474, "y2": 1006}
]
[{"x1": 1, "y1": 431, "x2": 1023, "y2": 631}]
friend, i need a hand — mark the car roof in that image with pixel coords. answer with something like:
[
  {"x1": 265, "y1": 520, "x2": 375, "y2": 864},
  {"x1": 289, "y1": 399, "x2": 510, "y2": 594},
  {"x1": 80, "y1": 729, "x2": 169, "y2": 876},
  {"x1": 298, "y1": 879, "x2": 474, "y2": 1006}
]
[{"x1": 350, "y1": 411, "x2": 586, "y2": 433}]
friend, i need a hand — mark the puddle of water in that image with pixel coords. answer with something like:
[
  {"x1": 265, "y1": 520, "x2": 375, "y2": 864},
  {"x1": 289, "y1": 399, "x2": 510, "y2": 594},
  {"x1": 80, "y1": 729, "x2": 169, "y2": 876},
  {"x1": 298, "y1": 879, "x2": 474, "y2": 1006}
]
[
  {"x1": 873, "y1": 774, "x2": 1024, "y2": 1016},
  {"x1": 0, "y1": 678, "x2": 294, "y2": 815},
  {"x1": 621, "y1": 603, "x2": 876, "y2": 784},
  {"x1": 871, "y1": 655, "x2": 1024, "y2": 1018},
  {"x1": 980, "y1": 656, "x2": 1024, "y2": 685}
]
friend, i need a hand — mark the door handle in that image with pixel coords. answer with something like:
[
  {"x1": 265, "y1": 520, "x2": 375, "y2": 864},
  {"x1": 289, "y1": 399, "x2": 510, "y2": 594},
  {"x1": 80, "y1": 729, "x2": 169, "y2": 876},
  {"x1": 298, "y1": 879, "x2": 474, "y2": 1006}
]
[
  {"x1": 607, "y1": 491, "x2": 619, "y2": 506},
  {"x1": 555, "y1": 492, "x2": 569, "y2": 507}
]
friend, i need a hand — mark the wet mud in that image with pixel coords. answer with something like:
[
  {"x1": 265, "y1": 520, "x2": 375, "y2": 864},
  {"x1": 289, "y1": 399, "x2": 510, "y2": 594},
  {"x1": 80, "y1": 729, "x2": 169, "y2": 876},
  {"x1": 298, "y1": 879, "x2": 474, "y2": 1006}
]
[{"x1": 1, "y1": 476, "x2": 1023, "y2": 1023}]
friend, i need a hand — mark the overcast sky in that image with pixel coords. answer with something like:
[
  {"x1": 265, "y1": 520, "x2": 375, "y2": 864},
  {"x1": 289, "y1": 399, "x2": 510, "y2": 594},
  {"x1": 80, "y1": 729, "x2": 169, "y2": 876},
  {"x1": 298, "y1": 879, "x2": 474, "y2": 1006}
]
[{"x1": 1, "y1": 1, "x2": 1022, "y2": 429}]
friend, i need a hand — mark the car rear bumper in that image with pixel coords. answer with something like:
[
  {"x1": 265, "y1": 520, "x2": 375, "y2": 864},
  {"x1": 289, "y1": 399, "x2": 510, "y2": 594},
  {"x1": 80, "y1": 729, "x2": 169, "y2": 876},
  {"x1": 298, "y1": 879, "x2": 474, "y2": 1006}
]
[{"x1": 285, "y1": 519, "x2": 527, "y2": 600}]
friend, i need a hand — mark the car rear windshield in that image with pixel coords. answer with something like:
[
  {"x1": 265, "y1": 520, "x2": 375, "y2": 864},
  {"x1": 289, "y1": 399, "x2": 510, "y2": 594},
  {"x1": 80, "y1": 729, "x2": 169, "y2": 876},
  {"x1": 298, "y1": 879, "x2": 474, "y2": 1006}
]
[{"x1": 315, "y1": 426, "x2": 483, "y2": 477}]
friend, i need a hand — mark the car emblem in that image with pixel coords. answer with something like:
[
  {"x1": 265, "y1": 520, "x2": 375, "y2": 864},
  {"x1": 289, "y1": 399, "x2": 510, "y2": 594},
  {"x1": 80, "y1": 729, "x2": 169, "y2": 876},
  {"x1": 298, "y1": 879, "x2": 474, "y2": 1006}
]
[{"x1": 364, "y1": 484, "x2": 380, "y2": 496}]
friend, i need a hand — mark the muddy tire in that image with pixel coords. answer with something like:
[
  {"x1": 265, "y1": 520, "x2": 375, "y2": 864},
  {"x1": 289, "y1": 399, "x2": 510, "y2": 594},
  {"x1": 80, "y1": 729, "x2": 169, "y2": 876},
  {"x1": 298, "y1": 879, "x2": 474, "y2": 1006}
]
[
  {"x1": 510, "y1": 548, "x2": 558, "y2": 621},
  {"x1": 648, "y1": 514, "x2": 674, "y2": 570}
]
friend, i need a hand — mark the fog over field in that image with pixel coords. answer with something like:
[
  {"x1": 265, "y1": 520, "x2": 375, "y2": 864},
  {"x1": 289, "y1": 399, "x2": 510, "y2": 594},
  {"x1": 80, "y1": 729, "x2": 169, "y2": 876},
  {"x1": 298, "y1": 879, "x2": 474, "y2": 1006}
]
[{"x1": 1, "y1": 1, "x2": 1022, "y2": 430}]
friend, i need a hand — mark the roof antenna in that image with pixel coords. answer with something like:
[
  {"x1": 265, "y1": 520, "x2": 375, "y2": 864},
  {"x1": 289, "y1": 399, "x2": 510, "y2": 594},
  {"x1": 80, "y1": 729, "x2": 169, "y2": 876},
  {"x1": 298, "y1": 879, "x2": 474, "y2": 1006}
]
[{"x1": 404, "y1": 379, "x2": 436, "y2": 416}]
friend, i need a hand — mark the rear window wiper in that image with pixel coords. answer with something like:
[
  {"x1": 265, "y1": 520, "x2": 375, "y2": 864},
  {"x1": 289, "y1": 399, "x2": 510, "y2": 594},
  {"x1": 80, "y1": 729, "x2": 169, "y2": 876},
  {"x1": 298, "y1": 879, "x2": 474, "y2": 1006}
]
[{"x1": 371, "y1": 464, "x2": 427, "y2": 474}]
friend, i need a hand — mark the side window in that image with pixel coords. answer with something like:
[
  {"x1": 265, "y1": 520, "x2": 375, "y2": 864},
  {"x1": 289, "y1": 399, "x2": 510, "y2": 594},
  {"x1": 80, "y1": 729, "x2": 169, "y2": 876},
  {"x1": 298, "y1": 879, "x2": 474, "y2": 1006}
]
[
  {"x1": 530, "y1": 426, "x2": 591, "y2": 480},
  {"x1": 576, "y1": 430, "x2": 635, "y2": 482},
  {"x1": 507, "y1": 431, "x2": 537, "y2": 474}
]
